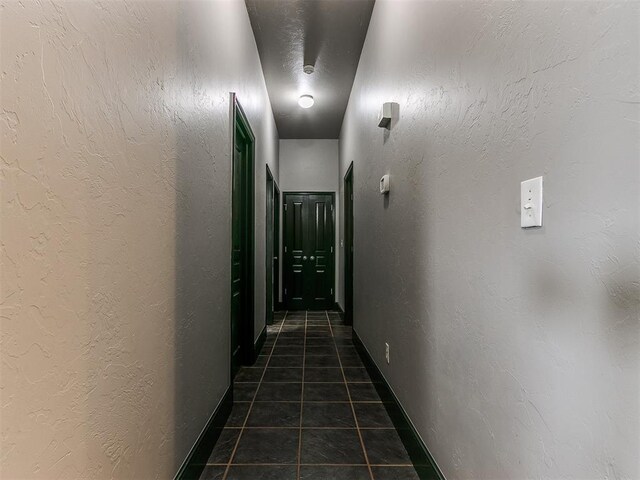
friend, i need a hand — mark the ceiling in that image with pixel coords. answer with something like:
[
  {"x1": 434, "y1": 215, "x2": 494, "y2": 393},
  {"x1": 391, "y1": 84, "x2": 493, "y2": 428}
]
[{"x1": 246, "y1": 0, "x2": 375, "y2": 139}]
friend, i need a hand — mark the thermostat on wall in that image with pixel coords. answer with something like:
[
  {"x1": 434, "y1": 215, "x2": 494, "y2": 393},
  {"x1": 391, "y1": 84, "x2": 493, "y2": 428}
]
[{"x1": 380, "y1": 174, "x2": 390, "y2": 194}]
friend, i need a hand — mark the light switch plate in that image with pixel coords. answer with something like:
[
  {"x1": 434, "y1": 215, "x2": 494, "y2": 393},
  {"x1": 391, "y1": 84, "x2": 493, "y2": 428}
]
[{"x1": 521, "y1": 176, "x2": 543, "y2": 228}]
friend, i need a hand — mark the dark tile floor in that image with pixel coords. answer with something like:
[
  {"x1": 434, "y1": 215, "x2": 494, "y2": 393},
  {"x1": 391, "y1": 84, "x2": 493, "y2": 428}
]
[{"x1": 199, "y1": 311, "x2": 437, "y2": 480}]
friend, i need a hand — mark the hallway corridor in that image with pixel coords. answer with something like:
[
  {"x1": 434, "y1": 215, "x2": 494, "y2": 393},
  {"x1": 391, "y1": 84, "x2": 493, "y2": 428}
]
[{"x1": 199, "y1": 311, "x2": 438, "y2": 480}]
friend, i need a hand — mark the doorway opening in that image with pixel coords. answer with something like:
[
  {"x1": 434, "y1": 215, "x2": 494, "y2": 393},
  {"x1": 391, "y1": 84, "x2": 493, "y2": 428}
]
[
  {"x1": 283, "y1": 192, "x2": 335, "y2": 310},
  {"x1": 230, "y1": 94, "x2": 255, "y2": 378},
  {"x1": 265, "y1": 165, "x2": 280, "y2": 325},
  {"x1": 344, "y1": 164, "x2": 354, "y2": 325}
]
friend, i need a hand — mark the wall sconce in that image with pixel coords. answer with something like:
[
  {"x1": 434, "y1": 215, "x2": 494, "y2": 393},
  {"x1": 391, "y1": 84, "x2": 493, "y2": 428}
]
[{"x1": 378, "y1": 102, "x2": 399, "y2": 129}]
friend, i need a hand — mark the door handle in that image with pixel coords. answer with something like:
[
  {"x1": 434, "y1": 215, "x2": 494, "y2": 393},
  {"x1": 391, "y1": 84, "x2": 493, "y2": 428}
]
[
  {"x1": 303, "y1": 256, "x2": 307, "y2": 260},
  {"x1": 310, "y1": 256, "x2": 315, "y2": 261}
]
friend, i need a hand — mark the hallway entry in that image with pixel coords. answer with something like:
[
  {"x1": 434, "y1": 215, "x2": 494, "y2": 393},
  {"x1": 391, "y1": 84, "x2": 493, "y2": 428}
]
[{"x1": 283, "y1": 193, "x2": 335, "y2": 311}]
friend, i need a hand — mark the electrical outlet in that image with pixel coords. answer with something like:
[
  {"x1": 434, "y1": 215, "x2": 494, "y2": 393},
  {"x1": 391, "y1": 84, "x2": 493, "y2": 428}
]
[{"x1": 385, "y1": 343, "x2": 390, "y2": 364}]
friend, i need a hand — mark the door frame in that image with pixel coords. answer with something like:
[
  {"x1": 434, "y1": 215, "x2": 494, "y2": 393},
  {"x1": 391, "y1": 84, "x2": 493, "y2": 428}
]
[
  {"x1": 274, "y1": 183, "x2": 281, "y2": 311},
  {"x1": 344, "y1": 163, "x2": 354, "y2": 325},
  {"x1": 265, "y1": 165, "x2": 279, "y2": 325},
  {"x1": 282, "y1": 191, "x2": 335, "y2": 310},
  {"x1": 230, "y1": 93, "x2": 255, "y2": 372}
]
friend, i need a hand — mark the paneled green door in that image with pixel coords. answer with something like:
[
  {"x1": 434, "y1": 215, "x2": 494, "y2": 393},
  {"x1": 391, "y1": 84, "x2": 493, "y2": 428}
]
[
  {"x1": 231, "y1": 99, "x2": 254, "y2": 377},
  {"x1": 283, "y1": 193, "x2": 334, "y2": 310}
]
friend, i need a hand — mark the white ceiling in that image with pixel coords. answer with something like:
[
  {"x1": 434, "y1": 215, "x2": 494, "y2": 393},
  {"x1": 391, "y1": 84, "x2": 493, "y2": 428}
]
[{"x1": 246, "y1": 0, "x2": 375, "y2": 139}]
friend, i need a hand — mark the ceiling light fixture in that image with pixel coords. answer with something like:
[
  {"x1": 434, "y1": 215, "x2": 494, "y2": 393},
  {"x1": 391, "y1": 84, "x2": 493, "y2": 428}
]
[
  {"x1": 303, "y1": 64, "x2": 315, "y2": 74},
  {"x1": 298, "y1": 94, "x2": 314, "y2": 109}
]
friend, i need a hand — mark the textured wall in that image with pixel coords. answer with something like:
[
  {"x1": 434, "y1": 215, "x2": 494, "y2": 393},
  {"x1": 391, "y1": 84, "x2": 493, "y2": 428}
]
[
  {"x1": 279, "y1": 139, "x2": 340, "y2": 306},
  {"x1": 0, "y1": 1, "x2": 277, "y2": 478},
  {"x1": 279, "y1": 139, "x2": 339, "y2": 192},
  {"x1": 340, "y1": 1, "x2": 639, "y2": 479}
]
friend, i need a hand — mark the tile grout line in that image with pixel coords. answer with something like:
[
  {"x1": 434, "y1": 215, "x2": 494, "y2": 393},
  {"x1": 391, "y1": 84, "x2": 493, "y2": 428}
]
[
  {"x1": 221, "y1": 310, "x2": 288, "y2": 480},
  {"x1": 327, "y1": 310, "x2": 376, "y2": 480},
  {"x1": 208, "y1": 462, "x2": 413, "y2": 467},
  {"x1": 296, "y1": 310, "x2": 308, "y2": 480}
]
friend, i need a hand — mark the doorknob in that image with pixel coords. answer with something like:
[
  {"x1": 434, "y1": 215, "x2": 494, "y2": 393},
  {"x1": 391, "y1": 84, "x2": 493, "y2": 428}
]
[
  {"x1": 303, "y1": 256, "x2": 307, "y2": 260},
  {"x1": 310, "y1": 256, "x2": 315, "y2": 261}
]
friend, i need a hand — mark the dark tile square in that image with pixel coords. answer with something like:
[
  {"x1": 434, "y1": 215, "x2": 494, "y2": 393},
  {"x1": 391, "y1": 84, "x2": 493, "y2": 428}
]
[
  {"x1": 247, "y1": 402, "x2": 300, "y2": 427},
  {"x1": 306, "y1": 320, "x2": 328, "y2": 326},
  {"x1": 253, "y1": 355, "x2": 269, "y2": 367},
  {"x1": 337, "y1": 346, "x2": 360, "y2": 356},
  {"x1": 268, "y1": 355, "x2": 304, "y2": 367},
  {"x1": 305, "y1": 345, "x2": 336, "y2": 356},
  {"x1": 255, "y1": 382, "x2": 302, "y2": 402},
  {"x1": 361, "y1": 429, "x2": 411, "y2": 465},
  {"x1": 334, "y1": 337, "x2": 354, "y2": 345},
  {"x1": 234, "y1": 383, "x2": 259, "y2": 401},
  {"x1": 279, "y1": 332, "x2": 305, "y2": 340},
  {"x1": 333, "y1": 331, "x2": 352, "y2": 339},
  {"x1": 304, "y1": 367, "x2": 343, "y2": 383},
  {"x1": 276, "y1": 336, "x2": 305, "y2": 345},
  {"x1": 226, "y1": 465, "x2": 298, "y2": 480},
  {"x1": 306, "y1": 327, "x2": 331, "y2": 337},
  {"x1": 300, "y1": 429, "x2": 365, "y2": 464},
  {"x1": 235, "y1": 367, "x2": 264, "y2": 383},
  {"x1": 226, "y1": 403, "x2": 251, "y2": 427},
  {"x1": 353, "y1": 403, "x2": 395, "y2": 428},
  {"x1": 372, "y1": 466, "x2": 439, "y2": 480},
  {"x1": 344, "y1": 367, "x2": 372, "y2": 383},
  {"x1": 305, "y1": 355, "x2": 340, "y2": 368},
  {"x1": 305, "y1": 337, "x2": 334, "y2": 346},
  {"x1": 340, "y1": 354, "x2": 365, "y2": 367},
  {"x1": 282, "y1": 323, "x2": 305, "y2": 329},
  {"x1": 300, "y1": 466, "x2": 370, "y2": 480},
  {"x1": 302, "y1": 402, "x2": 355, "y2": 427},
  {"x1": 263, "y1": 367, "x2": 303, "y2": 382},
  {"x1": 304, "y1": 383, "x2": 349, "y2": 401},
  {"x1": 272, "y1": 345, "x2": 304, "y2": 356},
  {"x1": 233, "y1": 428, "x2": 299, "y2": 464},
  {"x1": 206, "y1": 428, "x2": 240, "y2": 464},
  {"x1": 349, "y1": 383, "x2": 382, "y2": 402}
]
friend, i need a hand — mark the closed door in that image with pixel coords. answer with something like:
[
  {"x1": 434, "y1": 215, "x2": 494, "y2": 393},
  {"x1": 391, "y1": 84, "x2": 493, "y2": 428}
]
[
  {"x1": 344, "y1": 164, "x2": 354, "y2": 325},
  {"x1": 265, "y1": 166, "x2": 276, "y2": 325},
  {"x1": 231, "y1": 98, "x2": 255, "y2": 377},
  {"x1": 284, "y1": 193, "x2": 334, "y2": 310}
]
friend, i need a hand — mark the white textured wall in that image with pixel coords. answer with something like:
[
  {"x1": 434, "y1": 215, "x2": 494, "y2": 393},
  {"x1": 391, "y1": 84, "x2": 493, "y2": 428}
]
[
  {"x1": 279, "y1": 139, "x2": 340, "y2": 307},
  {"x1": 0, "y1": 1, "x2": 277, "y2": 478},
  {"x1": 279, "y1": 139, "x2": 339, "y2": 192},
  {"x1": 340, "y1": 1, "x2": 639, "y2": 479}
]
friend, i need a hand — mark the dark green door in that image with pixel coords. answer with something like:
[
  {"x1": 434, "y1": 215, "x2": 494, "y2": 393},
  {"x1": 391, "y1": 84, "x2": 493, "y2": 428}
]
[
  {"x1": 231, "y1": 99, "x2": 255, "y2": 377},
  {"x1": 344, "y1": 164, "x2": 354, "y2": 325},
  {"x1": 283, "y1": 193, "x2": 334, "y2": 310},
  {"x1": 265, "y1": 167, "x2": 275, "y2": 325}
]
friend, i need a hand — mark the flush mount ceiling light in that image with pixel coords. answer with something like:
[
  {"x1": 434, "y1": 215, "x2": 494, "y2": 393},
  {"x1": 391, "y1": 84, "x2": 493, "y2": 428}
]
[{"x1": 298, "y1": 94, "x2": 314, "y2": 109}]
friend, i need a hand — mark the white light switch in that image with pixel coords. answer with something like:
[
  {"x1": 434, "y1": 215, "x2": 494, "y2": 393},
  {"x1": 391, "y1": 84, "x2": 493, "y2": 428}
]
[{"x1": 521, "y1": 176, "x2": 543, "y2": 228}]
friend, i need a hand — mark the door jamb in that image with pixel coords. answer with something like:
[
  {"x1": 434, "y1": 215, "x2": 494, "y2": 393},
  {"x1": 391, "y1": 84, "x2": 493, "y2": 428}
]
[
  {"x1": 230, "y1": 93, "x2": 256, "y2": 369},
  {"x1": 265, "y1": 165, "x2": 279, "y2": 325}
]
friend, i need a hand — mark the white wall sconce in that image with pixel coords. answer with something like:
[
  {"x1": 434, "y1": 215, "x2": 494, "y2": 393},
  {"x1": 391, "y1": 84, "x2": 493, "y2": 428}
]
[
  {"x1": 380, "y1": 174, "x2": 390, "y2": 194},
  {"x1": 378, "y1": 102, "x2": 399, "y2": 129}
]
